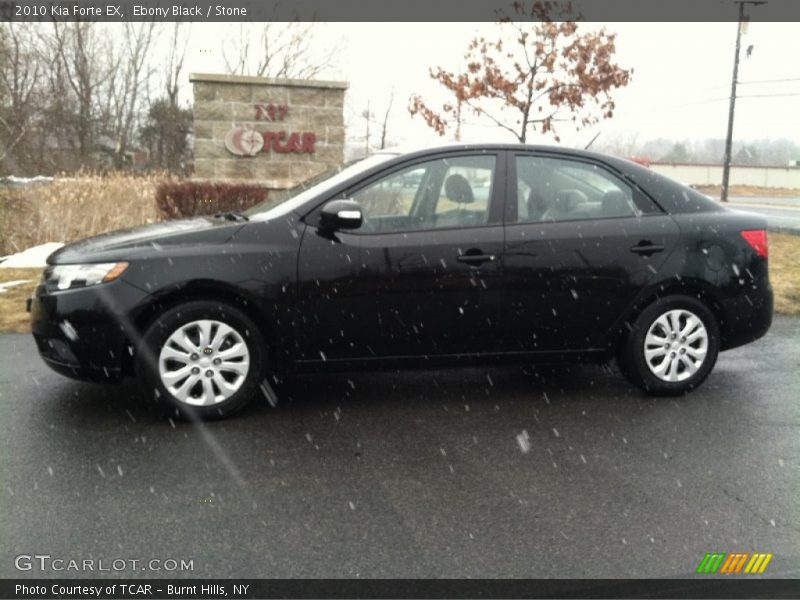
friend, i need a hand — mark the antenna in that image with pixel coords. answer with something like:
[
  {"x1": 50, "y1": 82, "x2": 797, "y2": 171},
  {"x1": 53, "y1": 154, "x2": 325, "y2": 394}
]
[{"x1": 584, "y1": 132, "x2": 601, "y2": 150}]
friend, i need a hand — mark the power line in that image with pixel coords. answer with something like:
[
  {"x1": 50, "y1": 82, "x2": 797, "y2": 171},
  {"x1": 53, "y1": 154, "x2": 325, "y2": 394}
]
[
  {"x1": 738, "y1": 76, "x2": 800, "y2": 85},
  {"x1": 691, "y1": 77, "x2": 800, "y2": 95},
  {"x1": 738, "y1": 92, "x2": 800, "y2": 98}
]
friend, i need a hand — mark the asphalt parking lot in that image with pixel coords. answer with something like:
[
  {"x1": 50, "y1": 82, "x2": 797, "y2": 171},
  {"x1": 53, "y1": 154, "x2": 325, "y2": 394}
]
[{"x1": 0, "y1": 318, "x2": 798, "y2": 579}]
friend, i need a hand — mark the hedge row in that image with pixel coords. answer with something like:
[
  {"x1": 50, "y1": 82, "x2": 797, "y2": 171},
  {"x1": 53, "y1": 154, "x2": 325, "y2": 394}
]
[{"x1": 155, "y1": 181, "x2": 269, "y2": 219}]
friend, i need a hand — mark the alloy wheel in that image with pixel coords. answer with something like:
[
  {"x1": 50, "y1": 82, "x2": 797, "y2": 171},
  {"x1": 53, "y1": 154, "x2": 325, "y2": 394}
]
[
  {"x1": 643, "y1": 309, "x2": 709, "y2": 382},
  {"x1": 158, "y1": 319, "x2": 250, "y2": 406}
]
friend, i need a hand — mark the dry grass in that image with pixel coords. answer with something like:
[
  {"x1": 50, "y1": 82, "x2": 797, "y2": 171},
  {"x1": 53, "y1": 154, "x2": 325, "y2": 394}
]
[
  {"x1": 769, "y1": 232, "x2": 800, "y2": 315},
  {"x1": 0, "y1": 173, "x2": 163, "y2": 255},
  {"x1": 0, "y1": 268, "x2": 41, "y2": 333},
  {"x1": 0, "y1": 173, "x2": 164, "y2": 332},
  {"x1": 694, "y1": 184, "x2": 800, "y2": 198}
]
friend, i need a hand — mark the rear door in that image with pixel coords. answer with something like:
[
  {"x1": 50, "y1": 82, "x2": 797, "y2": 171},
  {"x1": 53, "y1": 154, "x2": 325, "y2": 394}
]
[{"x1": 501, "y1": 152, "x2": 681, "y2": 352}]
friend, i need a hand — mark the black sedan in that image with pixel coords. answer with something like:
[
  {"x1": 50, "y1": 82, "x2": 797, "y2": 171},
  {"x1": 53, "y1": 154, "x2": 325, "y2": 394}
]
[{"x1": 29, "y1": 145, "x2": 773, "y2": 419}]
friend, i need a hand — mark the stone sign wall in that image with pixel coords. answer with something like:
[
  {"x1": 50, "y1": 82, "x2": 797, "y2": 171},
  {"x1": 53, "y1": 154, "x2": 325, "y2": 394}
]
[{"x1": 190, "y1": 73, "x2": 348, "y2": 188}]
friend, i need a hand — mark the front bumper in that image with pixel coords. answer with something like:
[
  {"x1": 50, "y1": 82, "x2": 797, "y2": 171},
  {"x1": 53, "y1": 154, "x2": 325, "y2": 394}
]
[{"x1": 29, "y1": 279, "x2": 151, "y2": 382}]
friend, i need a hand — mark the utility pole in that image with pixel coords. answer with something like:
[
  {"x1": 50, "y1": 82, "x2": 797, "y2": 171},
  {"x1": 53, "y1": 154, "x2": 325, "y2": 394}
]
[
  {"x1": 721, "y1": 1, "x2": 766, "y2": 202},
  {"x1": 454, "y1": 99, "x2": 463, "y2": 142},
  {"x1": 362, "y1": 101, "x2": 371, "y2": 156}
]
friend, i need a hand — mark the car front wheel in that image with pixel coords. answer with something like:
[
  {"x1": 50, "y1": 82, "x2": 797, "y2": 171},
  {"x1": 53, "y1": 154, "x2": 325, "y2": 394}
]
[
  {"x1": 136, "y1": 300, "x2": 266, "y2": 419},
  {"x1": 619, "y1": 295, "x2": 720, "y2": 396}
]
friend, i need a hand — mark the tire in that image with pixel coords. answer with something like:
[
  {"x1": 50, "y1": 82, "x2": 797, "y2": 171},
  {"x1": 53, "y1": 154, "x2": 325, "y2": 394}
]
[
  {"x1": 618, "y1": 295, "x2": 720, "y2": 396},
  {"x1": 136, "y1": 300, "x2": 267, "y2": 420}
]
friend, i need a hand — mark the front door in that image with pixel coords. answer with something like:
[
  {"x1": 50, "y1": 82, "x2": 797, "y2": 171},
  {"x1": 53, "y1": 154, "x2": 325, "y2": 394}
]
[{"x1": 296, "y1": 152, "x2": 507, "y2": 363}]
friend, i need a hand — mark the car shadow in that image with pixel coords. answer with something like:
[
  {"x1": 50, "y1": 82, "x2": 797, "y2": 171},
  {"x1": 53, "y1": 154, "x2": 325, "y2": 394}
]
[{"x1": 45, "y1": 361, "x2": 646, "y2": 428}]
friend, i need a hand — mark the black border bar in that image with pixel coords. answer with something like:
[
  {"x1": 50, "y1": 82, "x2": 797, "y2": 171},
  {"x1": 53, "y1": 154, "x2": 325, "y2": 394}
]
[
  {"x1": 3, "y1": 579, "x2": 800, "y2": 599},
  {"x1": 2, "y1": 0, "x2": 800, "y2": 22}
]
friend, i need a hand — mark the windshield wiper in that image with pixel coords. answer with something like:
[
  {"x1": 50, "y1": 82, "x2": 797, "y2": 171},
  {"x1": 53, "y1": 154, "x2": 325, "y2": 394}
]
[{"x1": 213, "y1": 211, "x2": 249, "y2": 222}]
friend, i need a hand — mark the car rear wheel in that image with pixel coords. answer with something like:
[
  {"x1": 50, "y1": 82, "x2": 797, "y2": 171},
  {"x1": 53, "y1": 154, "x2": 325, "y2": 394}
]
[
  {"x1": 618, "y1": 295, "x2": 720, "y2": 396},
  {"x1": 136, "y1": 301, "x2": 266, "y2": 419}
]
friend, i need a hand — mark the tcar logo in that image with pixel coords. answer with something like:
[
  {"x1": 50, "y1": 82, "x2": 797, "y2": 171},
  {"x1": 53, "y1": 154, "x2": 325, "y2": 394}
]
[{"x1": 224, "y1": 127, "x2": 263, "y2": 157}]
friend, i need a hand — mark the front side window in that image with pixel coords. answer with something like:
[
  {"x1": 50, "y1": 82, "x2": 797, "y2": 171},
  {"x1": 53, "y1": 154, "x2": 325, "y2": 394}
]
[
  {"x1": 514, "y1": 155, "x2": 641, "y2": 223},
  {"x1": 350, "y1": 155, "x2": 496, "y2": 234},
  {"x1": 246, "y1": 152, "x2": 399, "y2": 220}
]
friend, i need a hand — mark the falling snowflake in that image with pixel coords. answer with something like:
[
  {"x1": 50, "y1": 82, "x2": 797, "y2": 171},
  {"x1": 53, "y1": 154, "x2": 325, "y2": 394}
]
[
  {"x1": 59, "y1": 320, "x2": 79, "y2": 341},
  {"x1": 260, "y1": 379, "x2": 279, "y2": 408},
  {"x1": 516, "y1": 430, "x2": 531, "y2": 454}
]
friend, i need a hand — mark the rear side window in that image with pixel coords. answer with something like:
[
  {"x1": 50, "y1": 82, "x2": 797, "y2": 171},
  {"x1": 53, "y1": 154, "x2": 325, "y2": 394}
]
[
  {"x1": 620, "y1": 161, "x2": 725, "y2": 214},
  {"x1": 514, "y1": 155, "x2": 643, "y2": 223}
]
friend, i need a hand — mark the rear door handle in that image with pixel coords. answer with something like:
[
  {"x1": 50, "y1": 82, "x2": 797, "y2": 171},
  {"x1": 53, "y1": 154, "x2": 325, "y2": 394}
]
[
  {"x1": 630, "y1": 242, "x2": 664, "y2": 256},
  {"x1": 457, "y1": 254, "x2": 497, "y2": 265}
]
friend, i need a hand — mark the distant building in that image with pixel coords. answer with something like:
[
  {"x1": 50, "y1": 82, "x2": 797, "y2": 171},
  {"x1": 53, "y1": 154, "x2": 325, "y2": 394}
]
[{"x1": 649, "y1": 160, "x2": 800, "y2": 188}]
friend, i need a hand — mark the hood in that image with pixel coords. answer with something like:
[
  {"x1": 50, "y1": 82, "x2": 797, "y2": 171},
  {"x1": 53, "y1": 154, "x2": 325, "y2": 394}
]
[{"x1": 48, "y1": 217, "x2": 245, "y2": 265}]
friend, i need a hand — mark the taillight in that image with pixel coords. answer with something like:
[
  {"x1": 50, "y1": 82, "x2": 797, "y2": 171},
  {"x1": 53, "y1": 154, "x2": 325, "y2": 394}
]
[{"x1": 741, "y1": 230, "x2": 768, "y2": 258}]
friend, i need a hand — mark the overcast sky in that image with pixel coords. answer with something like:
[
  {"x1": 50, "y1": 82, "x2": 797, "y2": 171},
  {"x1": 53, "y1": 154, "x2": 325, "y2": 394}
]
[{"x1": 183, "y1": 21, "x2": 800, "y2": 148}]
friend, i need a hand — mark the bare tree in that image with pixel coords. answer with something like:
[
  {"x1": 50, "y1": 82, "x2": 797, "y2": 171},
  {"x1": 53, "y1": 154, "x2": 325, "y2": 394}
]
[
  {"x1": 108, "y1": 22, "x2": 156, "y2": 167},
  {"x1": 222, "y1": 22, "x2": 338, "y2": 79},
  {"x1": 378, "y1": 89, "x2": 395, "y2": 150},
  {"x1": 345, "y1": 92, "x2": 398, "y2": 159},
  {"x1": 140, "y1": 99, "x2": 192, "y2": 174},
  {"x1": 139, "y1": 23, "x2": 192, "y2": 174},
  {"x1": 49, "y1": 22, "x2": 117, "y2": 164},
  {"x1": 164, "y1": 23, "x2": 190, "y2": 107},
  {"x1": 361, "y1": 101, "x2": 371, "y2": 155},
  {"x1": 593, "y1": 132, "x2": 639, "y2": 157},
  {"x1": 3, "y1": 22, "x2": 192, "y2": 175},
  {"x1": 0, "y1": 24, "x2": 42, "y2": 171}
]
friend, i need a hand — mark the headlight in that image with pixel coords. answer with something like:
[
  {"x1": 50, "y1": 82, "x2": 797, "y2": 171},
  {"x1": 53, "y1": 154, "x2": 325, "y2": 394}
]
[{"x1": 46, "y1": 262, "x2": 129, "y2": 290}]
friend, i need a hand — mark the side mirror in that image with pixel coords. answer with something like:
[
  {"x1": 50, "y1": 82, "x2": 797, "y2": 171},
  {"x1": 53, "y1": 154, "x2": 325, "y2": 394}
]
[{"x1": 320, "y1": 199, "x2": 363, "y2": 231}]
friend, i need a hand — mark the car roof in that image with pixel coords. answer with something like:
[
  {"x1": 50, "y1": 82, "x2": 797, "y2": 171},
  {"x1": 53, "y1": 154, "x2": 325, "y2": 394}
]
[{"x1": 374, "y1": 143, "x2": 634, "y2": 168}]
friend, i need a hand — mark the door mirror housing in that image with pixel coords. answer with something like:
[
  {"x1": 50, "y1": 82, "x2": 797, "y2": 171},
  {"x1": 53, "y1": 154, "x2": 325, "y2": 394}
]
[{"x1": 320, "y1": 199, "x2": 363, "y2": 231}]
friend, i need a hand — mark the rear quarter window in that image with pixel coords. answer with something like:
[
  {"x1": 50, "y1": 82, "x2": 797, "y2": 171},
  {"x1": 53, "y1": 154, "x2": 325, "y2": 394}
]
[{"x1": 620, "y1": 162, "x2": 725, "y2": 214}]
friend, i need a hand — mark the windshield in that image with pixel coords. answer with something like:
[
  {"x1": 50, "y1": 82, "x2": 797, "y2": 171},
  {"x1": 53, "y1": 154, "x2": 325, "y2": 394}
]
[{"x1": 245, "y1": 153, "x2": 399, "y2": 220}]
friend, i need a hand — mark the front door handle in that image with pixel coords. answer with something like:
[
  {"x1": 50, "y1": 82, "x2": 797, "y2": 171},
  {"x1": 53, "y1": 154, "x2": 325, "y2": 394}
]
[
  {"x1": 457, "y1": 253, "x2": 497, "y2": 265},
  {"x1": 630, "y1": 241, "x2": 665, "y2": 256}
]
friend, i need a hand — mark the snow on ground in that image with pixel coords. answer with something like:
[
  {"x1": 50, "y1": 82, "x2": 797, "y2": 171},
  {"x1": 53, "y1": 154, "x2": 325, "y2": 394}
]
[
  {"x1": 0, "y1": 242, "x2": 64, "y2": 268},
  {"x1": 0, "y1": 175, "x2": 53, "y2": 186},
  {"x1": 0, "y1": 280, "x2": 33, "y2": 293}
]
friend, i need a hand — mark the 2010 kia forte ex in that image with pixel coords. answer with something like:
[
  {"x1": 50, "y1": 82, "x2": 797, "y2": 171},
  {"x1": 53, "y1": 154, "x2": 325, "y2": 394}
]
[{"x1": 29, "y1": 145, "x2": 773, "y2": 419}]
